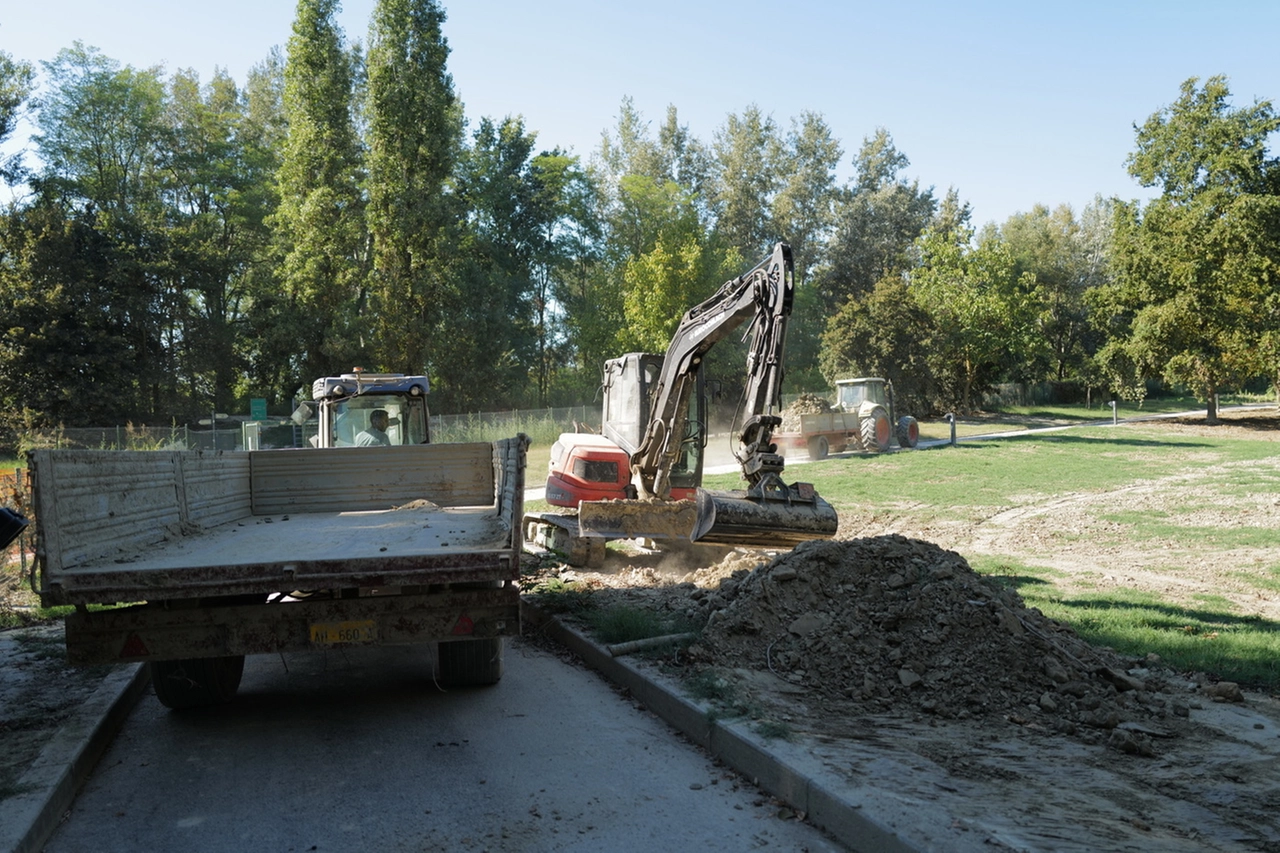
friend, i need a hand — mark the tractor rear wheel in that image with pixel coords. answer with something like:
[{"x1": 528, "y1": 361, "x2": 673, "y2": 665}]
[
  {"x1": 897, "y1": 416, "x2": 920, "y2": 448},
  {"x1": 860, "y1": 406, "x2": 892, "y2": 452}
]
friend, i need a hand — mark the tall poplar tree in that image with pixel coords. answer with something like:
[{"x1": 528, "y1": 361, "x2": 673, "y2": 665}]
[
  {"x1": 272, "y1": 0, "x2": 366, "y2": 392},
  {"x1": 364, "y1": 0, "x2": 461, "y2": 384},
  {"x1": 710, "y1": 104, "x2": 782, "y2": 261}
]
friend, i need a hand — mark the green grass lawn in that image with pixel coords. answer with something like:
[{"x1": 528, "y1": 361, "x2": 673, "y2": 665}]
[{"x1": 13, "y1": 404, "x2": 1280, "y2": 687}]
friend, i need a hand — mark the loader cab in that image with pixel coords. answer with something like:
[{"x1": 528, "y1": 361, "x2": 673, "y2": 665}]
[
  {"x1": 600, "y1": 353, "x2": 706, "y2": 495},
  {"x1": 310, "y1": 372, "x2": 431, "y2": 448}
]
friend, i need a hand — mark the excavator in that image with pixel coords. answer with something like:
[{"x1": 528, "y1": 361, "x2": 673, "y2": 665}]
[{"x1": 527, "y1": 242, "x2": 839, "y2": 566}]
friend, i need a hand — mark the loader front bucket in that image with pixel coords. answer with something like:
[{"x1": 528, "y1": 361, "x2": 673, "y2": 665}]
[{"x1": 691, "y1": 482, "x2": 839, "y2": 547}]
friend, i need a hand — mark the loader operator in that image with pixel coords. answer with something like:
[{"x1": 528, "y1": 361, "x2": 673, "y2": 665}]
[{"x1": 356, "y1": 409, "x2": 391, "y2": 446}]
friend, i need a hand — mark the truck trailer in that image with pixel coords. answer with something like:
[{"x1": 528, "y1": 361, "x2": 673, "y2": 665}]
[{"x1": 28, "y1": 436, "x2": 527, "y2": 708}]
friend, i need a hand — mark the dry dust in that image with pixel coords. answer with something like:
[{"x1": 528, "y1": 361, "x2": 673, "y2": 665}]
[{"x1": 529, "y1": 410, "x2": 1280, "y2": 851}]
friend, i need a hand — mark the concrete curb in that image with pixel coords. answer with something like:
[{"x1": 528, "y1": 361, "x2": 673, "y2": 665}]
[
  {"x1": 522, "y1": 602, "x2": 918, "y2": 853},
  {"x1": 0, "y1": 663, "x2": 150, "y2": 853}
]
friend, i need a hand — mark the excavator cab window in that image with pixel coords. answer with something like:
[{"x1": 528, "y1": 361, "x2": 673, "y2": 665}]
[
  {"x1": 573, "y1": 458, "x2": 619, "y2": 484},
  {"x1": 601, "y1": 353, "x2": 705, "y2": 492}
]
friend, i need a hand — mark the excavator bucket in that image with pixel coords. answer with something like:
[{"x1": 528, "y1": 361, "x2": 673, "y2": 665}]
[
  {"x1": 575, "y1": 479, "x2": 838, "y2": 548},
  {"x1": 691, "y1": 485, "x2": 839, "y2": 547},
  {"x1": 576, "y1": 499, "x2": 701, "y2": 541}
]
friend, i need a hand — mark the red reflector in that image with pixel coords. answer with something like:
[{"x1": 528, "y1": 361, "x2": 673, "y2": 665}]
[
  {"x1": 120, "y1": 633, "x2": 150, "y2": 658},
  {"x1": 451, "y1": 615, "x2": 475, "y2": 636}
]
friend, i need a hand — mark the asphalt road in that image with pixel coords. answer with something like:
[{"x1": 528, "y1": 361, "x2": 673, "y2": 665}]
[{"x1": 43, "y1": 638, "x2": 843, "y2": 853}]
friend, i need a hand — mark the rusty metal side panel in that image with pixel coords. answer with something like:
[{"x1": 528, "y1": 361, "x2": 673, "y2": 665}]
[
  {"x1": 64, "y1": 587, "x2": 521, "y2": 665},
  {"x1": 50, "y1": 551, "x2": 514, "y2": 604},
  {"x1": 249, "y1": 443, "x2": 497, "y2": 514},
  {"x1": 30, "y1": 450, "x2": 252, "y2": 576}
]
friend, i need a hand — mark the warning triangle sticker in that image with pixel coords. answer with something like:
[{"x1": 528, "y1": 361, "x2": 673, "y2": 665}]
[{"x1": 120, "y1": 633, "x2": 150, "y2": 658}]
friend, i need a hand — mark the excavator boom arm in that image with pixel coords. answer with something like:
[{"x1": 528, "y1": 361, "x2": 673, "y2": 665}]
[{"x1": 631, "y1": 243, "x2": 794, "y2": 497}]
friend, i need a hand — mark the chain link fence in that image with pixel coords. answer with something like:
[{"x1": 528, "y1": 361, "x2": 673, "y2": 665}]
[{"x1": 18, "y1": 404, "x2": 606, "y2": 455}]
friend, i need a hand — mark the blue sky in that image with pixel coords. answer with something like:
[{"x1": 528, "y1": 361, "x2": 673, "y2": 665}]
[{"x1": 2, "y1": 0, "x2": 1277, "y2": 226}]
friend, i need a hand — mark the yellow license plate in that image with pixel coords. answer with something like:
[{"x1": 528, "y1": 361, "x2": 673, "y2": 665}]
[{"x1": 309, "y1": 620, "x2": 378, "y2": 646}]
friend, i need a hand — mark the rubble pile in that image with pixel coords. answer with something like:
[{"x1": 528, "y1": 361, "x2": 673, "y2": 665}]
[
  {"x1": 779, "y1": 394, "x2": 833, "y2": 432},
  {"x1": 681, "y1": 536, "x2": 1190, "y2": 746}
]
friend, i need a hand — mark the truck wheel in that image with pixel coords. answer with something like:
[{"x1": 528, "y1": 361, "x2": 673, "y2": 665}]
[
  {"x1": 897, "y1": 416, "x2": 920, "y2": 448},
  {"x1": 807, "y1": 435, "x2": 829, "y2": 460},
  {"x1": 860, "y1": 406, "x2": 892, "y2": 452},
  {"x1": 438, "y1": 637, "x2": 504, "y2": 686},
  {"x1": 150, "y1": 655, "x2": 245, "y2": 710}
]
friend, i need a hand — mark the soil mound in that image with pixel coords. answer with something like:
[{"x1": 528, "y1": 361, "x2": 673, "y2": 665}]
[
  {"x1": 779, "y1": 394, "x2": 833, "y2": 432},
  {"x1": 684, "y1": 536, "x2": 1189, "y2": 748}
]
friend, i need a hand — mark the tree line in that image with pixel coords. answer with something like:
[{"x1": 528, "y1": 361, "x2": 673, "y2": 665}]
[{"x1": 1, "y1": 0, "x2": 1278, "y2": 450}]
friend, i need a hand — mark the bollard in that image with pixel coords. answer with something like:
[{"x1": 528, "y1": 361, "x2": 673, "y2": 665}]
[
  {"x1": 946, "y1": 412, "x2": 956, "y2": 445},
  {"x1": 1109, "y1": 400, "x2": 1118, "y2": 425}
]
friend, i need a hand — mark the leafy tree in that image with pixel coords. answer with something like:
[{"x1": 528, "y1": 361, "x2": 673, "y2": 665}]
[
  {"x1": 616, "y1": 229, "x2": 738, "y2": 355},
  {"x1": 997, "y1": 201, "x2": 1111, "y2": 385},
  {"x1": 27, "y1": 44, "x2": 169, "y2": 418},
  {"x1": 364, "y1": 0, "x2": 462, "y2": 388},
  {"x1": 815, "y1": 129, "x2": 936, "y2": 314},
  {"x1": 34, "y1": 43, "x2": 167, "y2": 215},
  {"x1": 595, "y1": 98, "x2": 711, "y2": 193},
  {"x1": 1099, "y1": 76, "x2": 1280, "y2": 422},
  {"x1": 771, "y1": 111, "x2": 841, "y2": 284},
  {"x1": 771, "y1": 112, "x2": 842, "y2": 388},
  {"x1": 0, "y1": 49, "x2": 34, "y2": 182},
  {"x1": 0, "y1": 202, "x2": 147, "y2": 426},
  {"x1": 910, "y1": 218, "x2": 1038, "y2": 412},
  {"x1": 445, "y1": 116, "x2": 545, "y2": 409},
  {"x1": 709, "y1": 104, "x2": 783, "y2": 261},
  {"x1": 524, "y1": 150, "x2": 599, "y2": 406},
  {"x1": 818, "y1": 276, "x2": 936, "y2": 414},
  {"x1": 159, "y1": 68, "x2": 275, "y2": 416},
  {"x1": 270, "y1": 0, "x2": 367, "y2": 395}
]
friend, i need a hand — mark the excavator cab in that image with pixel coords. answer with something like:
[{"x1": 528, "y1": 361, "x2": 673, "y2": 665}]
[{"x1": 601, "y1": 353, "x2": 705, "y2": 497}]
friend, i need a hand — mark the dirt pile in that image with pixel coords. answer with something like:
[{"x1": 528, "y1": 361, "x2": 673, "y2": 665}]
[
  {"x1": 667, "y1": 536, "x2": 1200, "y2": 751},
  {"x1": 779, "y1": 394, "x2": 832, "y2": 432}
]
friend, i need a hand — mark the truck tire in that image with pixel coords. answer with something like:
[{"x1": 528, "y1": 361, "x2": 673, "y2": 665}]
[
  {"x1": 897, "y1": 415, "x2": 920, "y2": 448},
  {"x1": 807, "y1": 435, "x2": 829, "y2": 460},
  {"x1": 438, "y1": 637, "x2": 504, "y2": 686},
  {"x1": 150, "y1": 655, "x2": 245, "y2": 710},
  {"x1": 860, "y1": 406, "x2": 892, "y2": 452}
]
